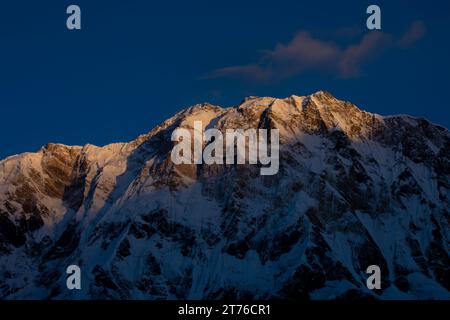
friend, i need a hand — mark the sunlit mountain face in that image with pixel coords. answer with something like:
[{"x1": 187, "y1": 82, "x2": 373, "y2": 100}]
[{"x1": 0, "y1": 92, "x2": 449, "y2": 300}]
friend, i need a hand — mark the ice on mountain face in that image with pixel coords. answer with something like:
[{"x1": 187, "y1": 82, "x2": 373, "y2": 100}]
[{"x1": 0, "y1": 91, "x2": 449, "y2": 300}]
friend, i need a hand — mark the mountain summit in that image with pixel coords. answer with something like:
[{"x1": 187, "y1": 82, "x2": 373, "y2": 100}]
[{"x1": 0, "y1": 92, "x2": 449, "y2": 299}]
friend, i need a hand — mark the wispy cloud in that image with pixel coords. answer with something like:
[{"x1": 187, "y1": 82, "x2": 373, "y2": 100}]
[
  {"x1": 207, "y1": 20, "x2": 426, "y2": 83},
  {"x1": 338, "y1": 31, "x2": 393, "y2": 77},
  {"x1": 398, "y1": 20, "x2": 427, "y2": 47}
]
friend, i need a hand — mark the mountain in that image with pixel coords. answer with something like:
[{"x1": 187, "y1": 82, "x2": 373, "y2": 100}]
[{"x1": 0, "y1": 91, "x2": 449, "y2": 300}]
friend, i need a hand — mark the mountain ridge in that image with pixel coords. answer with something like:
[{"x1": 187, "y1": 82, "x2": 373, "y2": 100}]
[
  {"x1": 0, "y1": 91, "x2": 449, "y2": 300},
  {"x1": 3, "y1": 90, "x2": 446, "y2": 162}
]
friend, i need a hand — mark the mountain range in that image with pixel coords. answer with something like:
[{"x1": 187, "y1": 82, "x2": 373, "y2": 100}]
[{"x1": 0, "y1": 91, "x2": 449, "y2": 299}]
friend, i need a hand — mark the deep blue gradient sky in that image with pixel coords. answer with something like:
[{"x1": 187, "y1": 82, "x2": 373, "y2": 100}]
[{"x1": 1, "y1": 0, "x2": 449, "y2": 159}]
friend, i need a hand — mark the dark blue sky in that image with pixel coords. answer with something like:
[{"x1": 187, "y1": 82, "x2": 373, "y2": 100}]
[{"x1": 1, "y1": 0, "x2": 449, "y2": 159}]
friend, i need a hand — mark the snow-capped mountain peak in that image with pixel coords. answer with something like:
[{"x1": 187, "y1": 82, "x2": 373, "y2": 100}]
[{"x1": 0, "y1": 91, "x2": 449, "y2": 299}]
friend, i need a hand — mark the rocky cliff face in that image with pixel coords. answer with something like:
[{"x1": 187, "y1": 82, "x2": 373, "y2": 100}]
[{"x1": 0, "y1": 91, "x2": 449, "y2": 299}]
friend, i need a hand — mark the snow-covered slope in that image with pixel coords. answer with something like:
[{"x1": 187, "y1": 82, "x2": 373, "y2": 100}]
[{"x1": 0, "y1": 91, "x2": 449, "y2": 299}]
